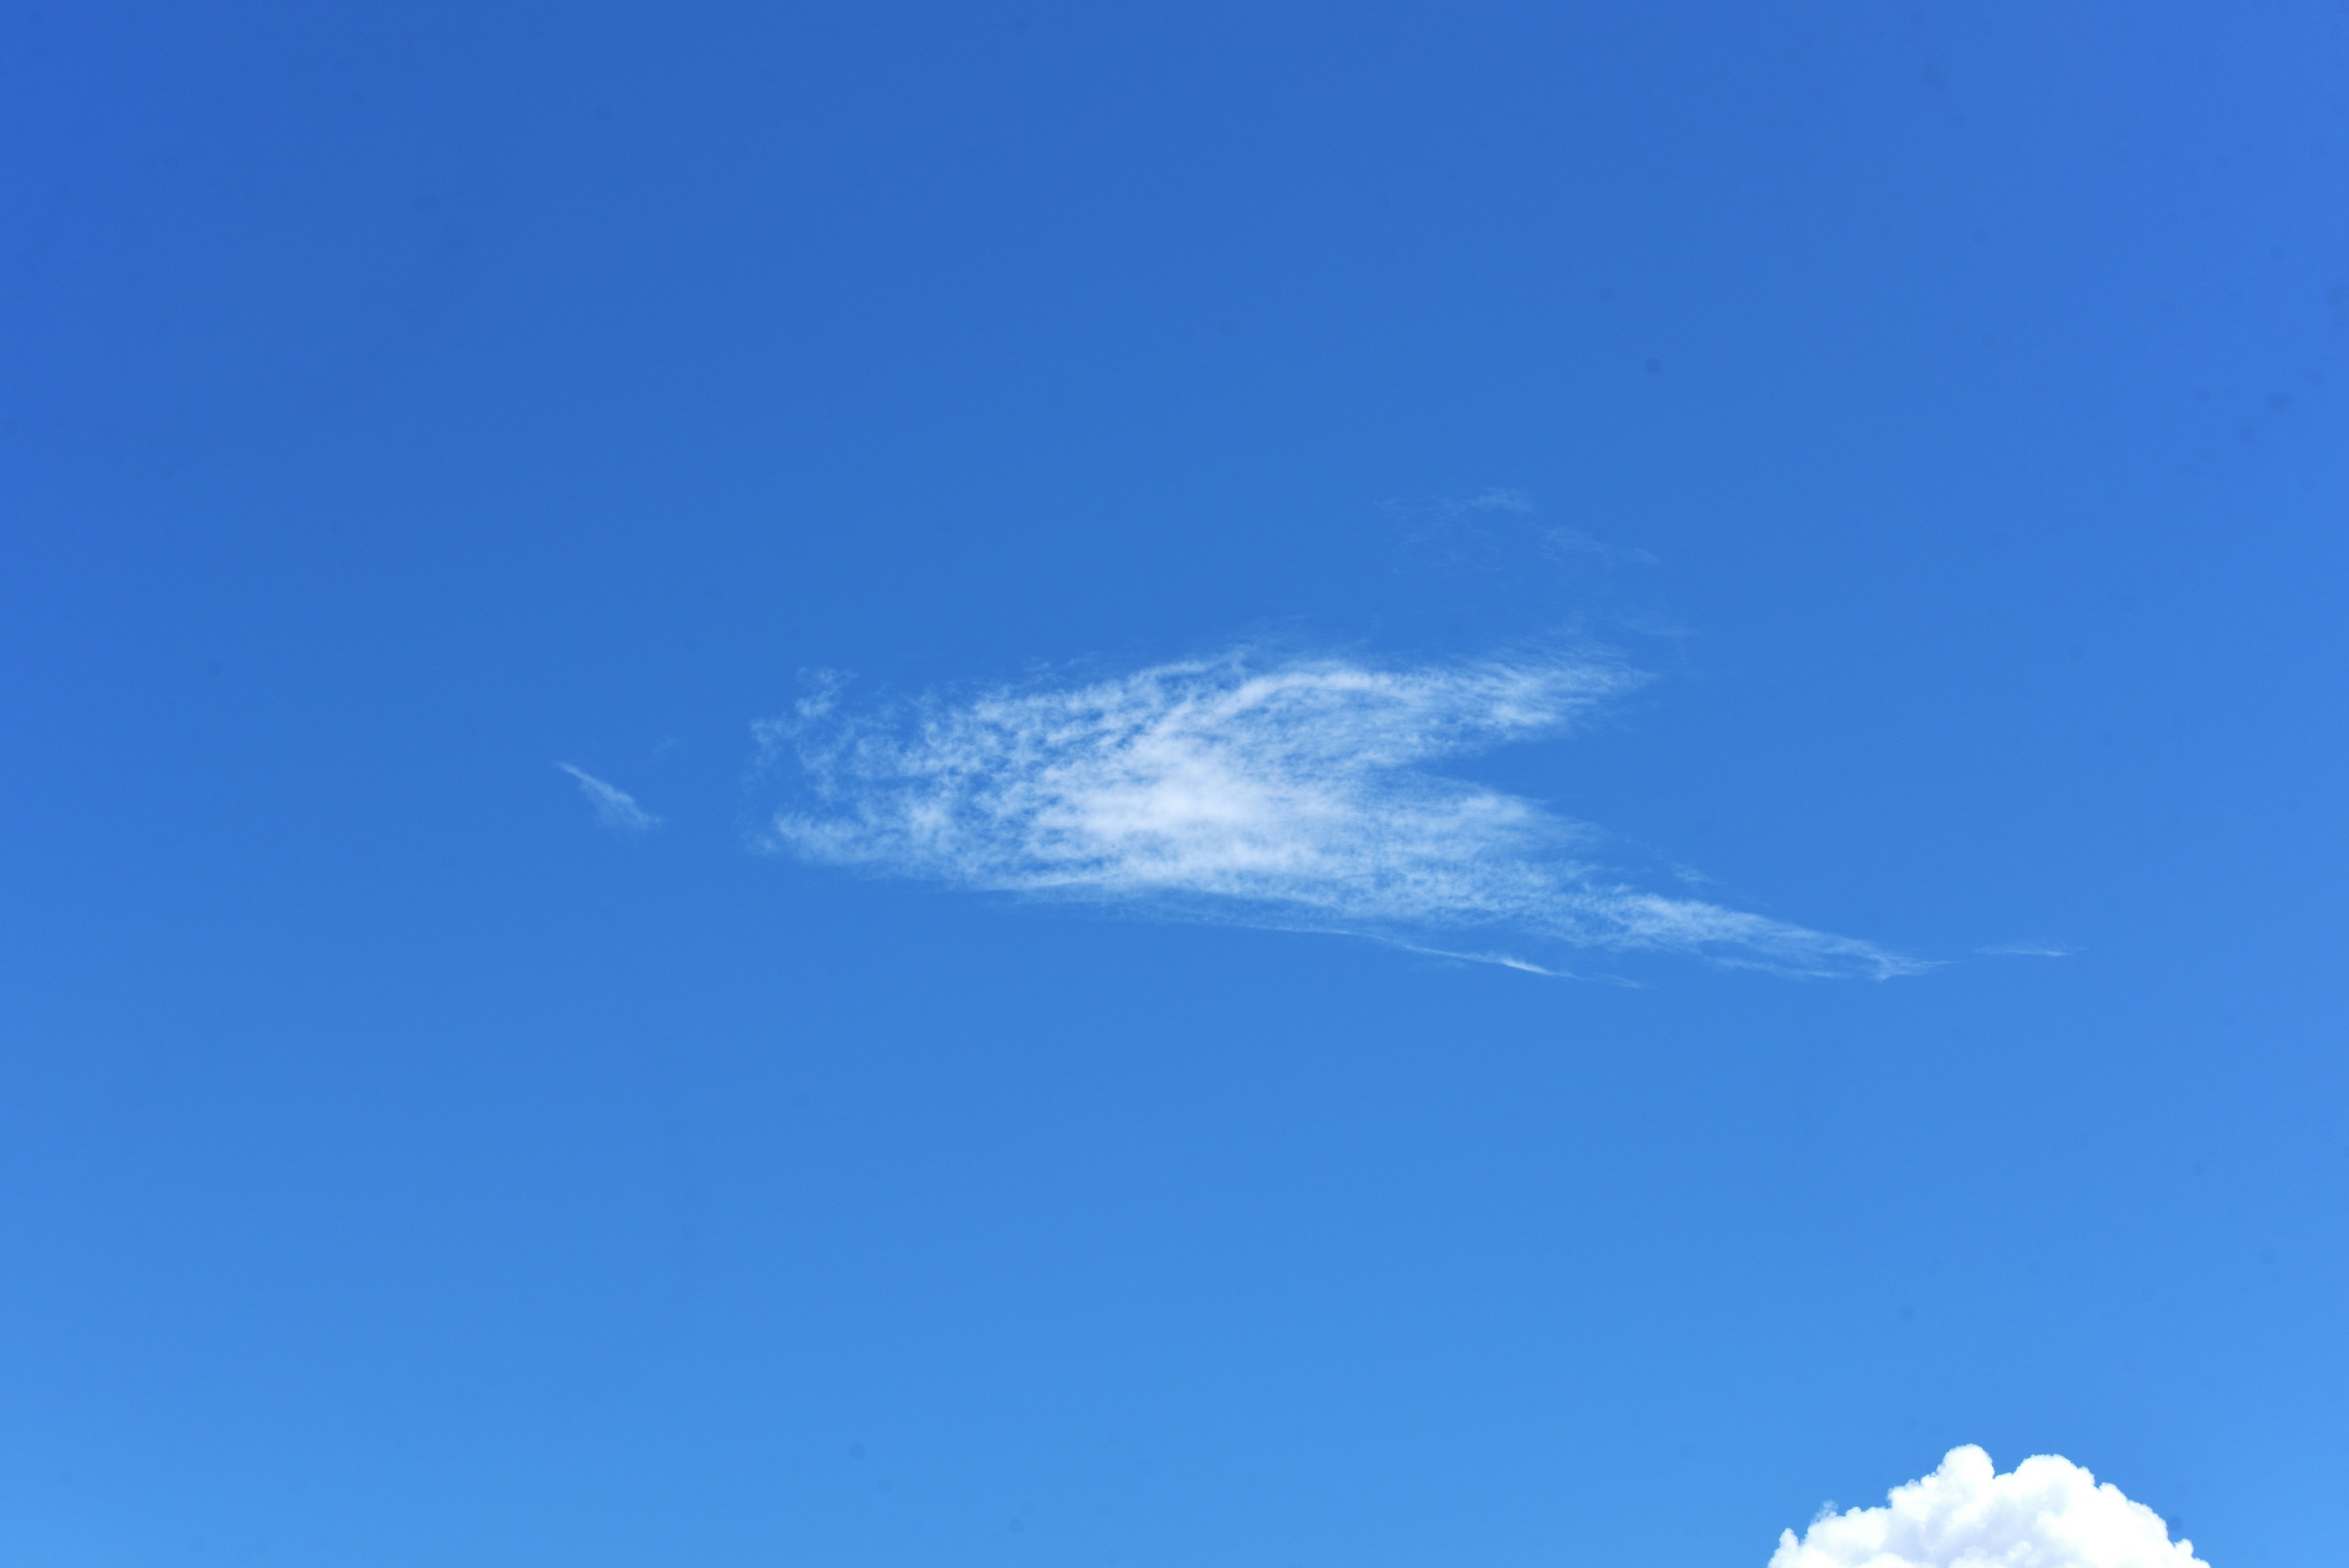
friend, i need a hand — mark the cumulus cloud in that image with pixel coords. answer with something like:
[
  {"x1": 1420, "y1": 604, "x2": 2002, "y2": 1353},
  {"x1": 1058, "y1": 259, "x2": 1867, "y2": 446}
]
[
  {"x1": 1772, "y1": 1446, "x2": 2204, "y2": 1568},
  {"x1": 557, "y1": 762, "x2": 660, "y2": 833},
  {"x1": 754, "y1": 647, "x2": 1917, "y2": 979}
]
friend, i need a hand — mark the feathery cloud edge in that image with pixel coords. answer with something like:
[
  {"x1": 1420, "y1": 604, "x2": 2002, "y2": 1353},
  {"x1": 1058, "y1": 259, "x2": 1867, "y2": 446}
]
[
  {"x1": 753, "y1": 647, "x2": 1920, "y2": 979},
  {"x1": 557, "y1": 763, "x2": 660, "y2": 833}
]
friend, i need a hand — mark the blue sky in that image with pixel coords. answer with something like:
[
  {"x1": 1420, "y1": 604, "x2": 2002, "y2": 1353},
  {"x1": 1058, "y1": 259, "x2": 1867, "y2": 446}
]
[{"x1": 2, "y1": 2, "x2": 2344, "y2": 1564}]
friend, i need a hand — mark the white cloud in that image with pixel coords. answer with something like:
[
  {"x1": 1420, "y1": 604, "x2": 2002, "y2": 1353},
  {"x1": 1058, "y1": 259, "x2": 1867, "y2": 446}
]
[
  {"x1": 1772, "y1": 1447, "x2": 2204, "y2": 1568},
  {"x1": 1979, "y1": 940, "x2": 2078, "y2": 958},
  {"x1": 557, "y1": 762, "x2": 660, "y2": 833},
  {"x1": 1463, "y1": 486, "x2": 1535, "y2": 513},
  {"x1": 754, "y1": 647, "x2": 1918, "y2": 979},
  {"x1": 1384, "y1": 488, "x2": 1660, "y2": 573}
]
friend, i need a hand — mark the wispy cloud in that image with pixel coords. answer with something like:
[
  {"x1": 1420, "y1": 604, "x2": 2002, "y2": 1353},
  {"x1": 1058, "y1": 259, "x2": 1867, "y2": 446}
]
[
  {"x1": 1978, "y1": 940, "x2": 2077, "y2": 958},
  {"x1": 1772, "y1": 1446, "x2": 2202, "y2": 1568},
  {"x1": 1460, "y1": 486, "x2": 1534, "y2": 514},
  {"x1": 557, "y1": 763, "x2": 660, "y2": 833},
  {"x1": 1384, "y1": 488, "x2": 1661, "y2": 575},
  {"x1": 754, "y1": 647, "x2": 1918, "y2": 979}
]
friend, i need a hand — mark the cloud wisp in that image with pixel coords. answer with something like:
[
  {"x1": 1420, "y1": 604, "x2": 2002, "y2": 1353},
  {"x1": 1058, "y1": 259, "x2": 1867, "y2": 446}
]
[
  {"x1": 1772, "y1": 1446, "x2": 2203, "y2": 1568},
  {"x1": 557, "y1": 763, "x2": 660, "y2": 833},
  {"x1": 1384, "y1": 488, "x2": 1662, "y2": 576},
  {"x1": 754, "y1": 647, "x2": 1917, "y2": 979}
]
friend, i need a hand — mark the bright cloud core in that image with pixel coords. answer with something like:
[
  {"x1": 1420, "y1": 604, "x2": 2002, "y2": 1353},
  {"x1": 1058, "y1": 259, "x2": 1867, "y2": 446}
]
[{"x1": 755, "y1": 647, "x2": 1917, "y2": 978}]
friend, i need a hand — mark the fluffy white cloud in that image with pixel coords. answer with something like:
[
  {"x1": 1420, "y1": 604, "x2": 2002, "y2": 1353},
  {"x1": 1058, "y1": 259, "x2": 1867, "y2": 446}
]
[
  {"x1": 1773, "y1": 1447, "x2": 2205, "y2": 1568},
  {"x1": 756, "y1": 647, "x2": 1917, "y2": 978}
]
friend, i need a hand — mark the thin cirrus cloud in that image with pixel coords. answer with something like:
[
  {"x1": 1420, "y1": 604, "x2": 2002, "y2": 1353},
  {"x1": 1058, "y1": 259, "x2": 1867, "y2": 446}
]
[
  {"x1": 754, "y1": 645, "x2": 1920, "y2": 979},
  {"x1": 1386, "y1": 487, "x2": 1663, "y2": 575},
  {"x1": 557, "y1": 762, "x2": 660, "y2": 833},
  {"x1": 1772, "y1": 1446, "x2": 2204, "y2": 1568}
]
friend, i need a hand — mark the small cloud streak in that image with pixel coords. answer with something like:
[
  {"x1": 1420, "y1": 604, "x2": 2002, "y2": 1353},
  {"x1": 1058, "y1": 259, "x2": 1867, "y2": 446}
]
[
  {"x1": 1385, "y1": 488, "x2": 1661, "y2": 573},
  {"x1": 1462, "y1": 486, "x2": 1535, "y2": 513},
  {"x1": 1978, "y1": 940, "x2": 2078, "y2": 958},
  {"x1": 557, "y1": 763, "x2": 660, "y2": 833},
  {"x1": 1772, "y1": 1446, "x2": 2202, "y2": 1568},
  {"x1": 754, "y1": 647, "x2": 1918, "y2": 979}
]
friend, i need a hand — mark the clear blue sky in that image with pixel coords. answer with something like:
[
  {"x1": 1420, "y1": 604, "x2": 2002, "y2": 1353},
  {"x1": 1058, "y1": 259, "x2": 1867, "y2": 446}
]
[{"x1": 3, "y1": 3, "x2": 2343, "y2": 1564}]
